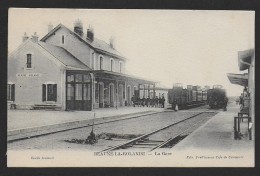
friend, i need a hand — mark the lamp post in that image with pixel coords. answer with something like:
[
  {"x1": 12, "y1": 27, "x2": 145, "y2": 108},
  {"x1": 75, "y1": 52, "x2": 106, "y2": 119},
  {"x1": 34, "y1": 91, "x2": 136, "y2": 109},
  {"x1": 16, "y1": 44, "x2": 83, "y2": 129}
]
[{"x1": 87, "y1": 109, "x2": 97, "y2": 144}]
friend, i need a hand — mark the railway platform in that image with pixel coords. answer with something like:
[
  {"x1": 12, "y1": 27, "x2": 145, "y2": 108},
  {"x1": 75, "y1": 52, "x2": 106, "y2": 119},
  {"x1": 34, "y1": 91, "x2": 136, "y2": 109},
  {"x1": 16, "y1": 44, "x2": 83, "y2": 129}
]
[
  {"x1": 170, "y1": 101, "x2": 254, "y2": 167},
  {"x1": 7, "y1": 107, "x2": 165, "y2": 141}
]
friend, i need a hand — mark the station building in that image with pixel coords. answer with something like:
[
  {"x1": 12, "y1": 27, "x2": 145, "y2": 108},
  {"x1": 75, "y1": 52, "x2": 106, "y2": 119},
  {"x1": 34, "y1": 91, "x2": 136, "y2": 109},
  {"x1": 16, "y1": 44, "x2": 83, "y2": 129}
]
[
  {"x1": 8, "y1": 21, "x2": 156, "y2": 111},
  {"x1": 227, "y1": 49, "x2": 255, "y2": 139}
]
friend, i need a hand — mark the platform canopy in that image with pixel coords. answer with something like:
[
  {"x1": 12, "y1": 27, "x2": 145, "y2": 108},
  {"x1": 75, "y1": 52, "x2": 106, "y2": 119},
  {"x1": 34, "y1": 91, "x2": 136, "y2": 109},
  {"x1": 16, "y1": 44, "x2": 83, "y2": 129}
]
[
  {"x1": 227, "y1": 73, "x2": 248, "y2": 87},
  {"x1": 90, "y1": 70, "x2": 157, "y2": 84},
  {"x1": 238, "y1": 49, "x2": 254, "y2": 71}
]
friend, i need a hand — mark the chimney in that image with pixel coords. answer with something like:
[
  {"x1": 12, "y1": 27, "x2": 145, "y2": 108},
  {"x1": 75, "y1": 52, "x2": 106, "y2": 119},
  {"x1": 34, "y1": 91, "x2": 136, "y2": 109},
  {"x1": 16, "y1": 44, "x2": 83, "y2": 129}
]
[
  {"x1": 31, "y1": 32, "x2": 39, "y2": 42},
  {"x1": 74, "y1": 19, "x2": 83, "y2": 36},
  {"x1": 87, "y1": 26, "x2": 94, "y2": 42},
  {"x1": 48, "y1": 23, "x2": 53, "y2": 33},
  {"x1": 109, "y1": 37, "x2": 115, "y2": 48},
  {"x1": 22, "y1": 32, "x2": 29, "y2": 42}
]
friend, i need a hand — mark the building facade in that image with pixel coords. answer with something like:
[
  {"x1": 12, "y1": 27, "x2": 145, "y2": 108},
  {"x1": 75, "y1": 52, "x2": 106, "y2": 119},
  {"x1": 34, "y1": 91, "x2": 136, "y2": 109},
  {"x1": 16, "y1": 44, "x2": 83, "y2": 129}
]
[{"x1": 8, "y1": 21, "x2": 156, "y2": 111}]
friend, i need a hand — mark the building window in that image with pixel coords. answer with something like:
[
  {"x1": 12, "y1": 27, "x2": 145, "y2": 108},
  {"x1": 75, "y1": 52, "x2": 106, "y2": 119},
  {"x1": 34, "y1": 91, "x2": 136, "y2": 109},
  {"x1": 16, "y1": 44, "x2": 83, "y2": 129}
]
[
  {"x1": 99, "y1": 56, "x2": 103, "y2": 70},
  {"x1": 26, "y1": 54, "x2": 32, "y2": 68},
  {"x1": 91, "y1": 52, "x2": 95, "y2": 69},
  {"x1": 61, "y1": 35, "x2": 65, "y2": 44},
  {"x1": 95, "y1": 83, "x2": 99, "y2": 103},
  {"x1": 119, "y1": 61, "x2": 123, "y2": 73},
  {"x1": 110, "y1": 58, "x2": 114, "y2": 72},
  {"x1": 42, "y1": 83, "x2": 57, "y2": 102},
  {"x1": 7, "y1": 84, "x2": 15, "y2": 101}
]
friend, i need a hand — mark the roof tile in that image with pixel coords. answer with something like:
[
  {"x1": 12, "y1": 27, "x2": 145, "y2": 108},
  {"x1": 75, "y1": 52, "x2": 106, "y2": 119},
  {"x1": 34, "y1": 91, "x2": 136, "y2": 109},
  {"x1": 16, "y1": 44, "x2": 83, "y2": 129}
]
[{"x1": 38, "y1": 41, "x2": 90, "y2": 70}]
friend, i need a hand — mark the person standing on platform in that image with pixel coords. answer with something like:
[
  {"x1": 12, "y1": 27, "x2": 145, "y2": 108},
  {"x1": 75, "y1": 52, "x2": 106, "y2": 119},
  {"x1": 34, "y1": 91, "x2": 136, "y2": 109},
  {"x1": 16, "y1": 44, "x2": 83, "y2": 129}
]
[
  {"x1": 155, "y1": 96, "x2": 159, "y2": 108},
  {"x1": 174, "y1": 100, "x2": 178, "y2": 112},
  {"x1": 151, "y1": 98, "x2": 155, "y2": 107},
  {"x1": 147, "y1": 97, "x2": 150, "y2": 107},
  {"x1": 131, "y1": 96, "x2": 135, "y2": 107},
  {"x1": 137, "y1": 97, "x2": 140, "y2": 107},
  {"x1": 142, "y1": 97, "x2": 146, "y2": 107},
  {"x1": 239, "y1": 93, "x2": 244, "y2": 112},
  {"x1": 159, "y1": 96, "x2": 162, "y2": 108},
  {"x1": 162, "y1": 95, "x2": 165, "y2": 108},
  {"x1": 223, "y1": 97, "x2": 228, "y2": 111}
]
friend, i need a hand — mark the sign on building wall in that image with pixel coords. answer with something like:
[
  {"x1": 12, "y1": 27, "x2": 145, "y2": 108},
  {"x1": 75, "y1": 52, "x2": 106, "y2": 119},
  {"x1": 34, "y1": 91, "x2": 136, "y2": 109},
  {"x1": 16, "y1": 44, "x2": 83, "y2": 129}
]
[{"x1": 16, "y1": 73, "x2": 42, "y2": 77}]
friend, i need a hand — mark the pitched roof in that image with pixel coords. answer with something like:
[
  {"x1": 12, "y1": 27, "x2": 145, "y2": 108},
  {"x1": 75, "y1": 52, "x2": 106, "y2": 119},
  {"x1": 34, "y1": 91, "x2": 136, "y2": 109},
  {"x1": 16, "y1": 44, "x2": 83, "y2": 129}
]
[
  {"x1": 38, "y1": 41, "x2": 90, "y2": 70},
  {"x1": 41, "y1": 24, "x2": 126, "y2": 60}
]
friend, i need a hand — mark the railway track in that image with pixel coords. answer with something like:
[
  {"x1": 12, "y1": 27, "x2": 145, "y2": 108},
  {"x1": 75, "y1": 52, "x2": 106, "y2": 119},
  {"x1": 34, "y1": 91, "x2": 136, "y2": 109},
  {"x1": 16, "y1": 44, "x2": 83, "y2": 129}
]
[{"x1": 101, "y1": 110, "x2": 216, "y2": 152}]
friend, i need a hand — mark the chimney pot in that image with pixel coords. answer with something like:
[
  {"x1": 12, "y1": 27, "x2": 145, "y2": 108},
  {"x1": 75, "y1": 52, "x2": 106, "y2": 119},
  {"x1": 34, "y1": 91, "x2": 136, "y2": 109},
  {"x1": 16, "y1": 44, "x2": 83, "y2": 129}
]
[
  {"x1": 74, "y1": 19, "x2": 83, "y2": 36},
  {"x1": 109, "y1": 37, "x2": 115, "y2": 49},
  {"x1": 22, "y1": 32, "x2": 29, "y2": 42},
  {"x1": 48, "y1": 23, "x2": 53, "y2": 33},
  {"x1": 87, "y1": 26, "x2": 94, "y2": 42},
  {"x1": 31, "y1": 32, "x2": 39, "y2": 42}
]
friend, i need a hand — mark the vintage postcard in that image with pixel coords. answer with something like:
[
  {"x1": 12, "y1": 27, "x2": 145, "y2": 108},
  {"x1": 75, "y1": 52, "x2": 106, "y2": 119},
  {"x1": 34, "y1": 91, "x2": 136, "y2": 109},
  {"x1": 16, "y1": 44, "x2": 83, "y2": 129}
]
[{"x1": 7, "y1": 8, "x2": 255, "y2": 167}]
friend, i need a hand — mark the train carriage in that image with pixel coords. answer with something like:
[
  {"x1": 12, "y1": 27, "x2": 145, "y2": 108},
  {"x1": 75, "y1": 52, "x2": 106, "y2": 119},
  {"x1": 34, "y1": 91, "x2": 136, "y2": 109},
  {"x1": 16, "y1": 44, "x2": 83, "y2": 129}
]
[
  {"x1": 168, "y1": 83, "x2": 208, "y2": 110},
  {"x1": 168, "y1": 83, "x2": 187, "y2": 109},
  {"x1": 202, "y1": 89, "x2": 207, "y2": 101}
]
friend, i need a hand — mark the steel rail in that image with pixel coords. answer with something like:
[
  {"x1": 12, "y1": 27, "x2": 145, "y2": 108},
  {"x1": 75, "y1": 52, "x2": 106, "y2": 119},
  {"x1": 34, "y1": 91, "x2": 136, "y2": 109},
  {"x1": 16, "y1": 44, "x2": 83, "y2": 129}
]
[
  {"x1": 101, "y1": 110, "x2": 211, "y2": 152},
  {"x1": 148, "y1": 117, "x2": 208, "y2": 151}
]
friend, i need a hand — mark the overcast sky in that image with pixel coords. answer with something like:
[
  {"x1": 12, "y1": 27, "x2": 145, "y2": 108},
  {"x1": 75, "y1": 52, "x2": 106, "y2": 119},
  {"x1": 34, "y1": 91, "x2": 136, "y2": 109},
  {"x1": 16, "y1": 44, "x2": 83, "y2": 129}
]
[{"x1": 8, "y1": 9, "x2": 254, "y2": 96}]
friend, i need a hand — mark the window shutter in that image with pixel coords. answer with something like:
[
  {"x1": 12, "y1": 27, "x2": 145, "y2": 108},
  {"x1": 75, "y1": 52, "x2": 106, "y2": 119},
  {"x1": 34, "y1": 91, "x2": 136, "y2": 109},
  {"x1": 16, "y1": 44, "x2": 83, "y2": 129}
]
[
  {"x1": 42, "y1": 84, "x2": 46, "y2": 101},
  {"x1": 11, "y1": 84, "x2": 15, "y2": 101},
  {"x1": 53, "y1": 84, "x2": 57, "y2": 102}
]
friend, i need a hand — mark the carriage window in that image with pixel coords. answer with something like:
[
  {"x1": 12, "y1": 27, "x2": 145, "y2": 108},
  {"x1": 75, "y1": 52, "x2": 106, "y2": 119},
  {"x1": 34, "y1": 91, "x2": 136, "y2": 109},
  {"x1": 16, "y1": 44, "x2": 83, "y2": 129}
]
[{"x1": 26, "y1": 54, "x2": 32, "y2": 68}]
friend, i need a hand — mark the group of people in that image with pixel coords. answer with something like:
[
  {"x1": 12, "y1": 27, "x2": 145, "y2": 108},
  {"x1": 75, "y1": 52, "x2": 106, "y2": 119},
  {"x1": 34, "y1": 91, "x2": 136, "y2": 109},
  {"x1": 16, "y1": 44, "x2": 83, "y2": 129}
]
[
  {"x1": 238, "y1": 87, "x2": 250, "y2": 113},
  {"x1": 131, "y1": 96, "x2": 165, "y2": 108}
]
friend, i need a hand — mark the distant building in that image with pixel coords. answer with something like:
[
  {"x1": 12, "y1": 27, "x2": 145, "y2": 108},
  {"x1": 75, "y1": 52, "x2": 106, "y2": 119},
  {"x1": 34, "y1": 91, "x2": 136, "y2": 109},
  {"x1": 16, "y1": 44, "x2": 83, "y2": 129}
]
[{"x1": 8, "y1": 20, "x2": 156, "y2": 111}]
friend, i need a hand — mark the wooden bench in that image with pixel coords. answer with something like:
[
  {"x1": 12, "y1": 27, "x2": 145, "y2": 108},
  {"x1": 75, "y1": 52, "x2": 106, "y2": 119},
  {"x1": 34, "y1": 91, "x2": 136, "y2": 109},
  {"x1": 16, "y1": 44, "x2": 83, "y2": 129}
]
[{"x1": 32, "y1": 104, "x2": 61, "y2": 110}]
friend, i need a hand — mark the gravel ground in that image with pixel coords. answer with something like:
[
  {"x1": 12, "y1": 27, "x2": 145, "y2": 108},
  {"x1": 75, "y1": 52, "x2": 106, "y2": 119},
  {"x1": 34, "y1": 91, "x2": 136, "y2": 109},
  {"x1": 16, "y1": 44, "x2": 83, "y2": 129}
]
[{"x1": 8, "y1": 107, "x2": 217, "y2": 151}]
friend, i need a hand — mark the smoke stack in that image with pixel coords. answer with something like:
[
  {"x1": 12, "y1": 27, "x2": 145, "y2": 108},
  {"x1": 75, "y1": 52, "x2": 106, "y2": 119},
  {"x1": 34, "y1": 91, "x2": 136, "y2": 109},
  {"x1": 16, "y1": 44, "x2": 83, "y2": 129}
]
[
  {"x1": 87, "y1": 25, "x2": 94, "y2": 42},
  {"x1": 48, "y1": 23, "x2": 53, "y2": 33},
  {"x1": 74, "y1": 19, "x2": 83, "y2": 36},
  {"x1": 31, "y1": 32, "x2": 39, "y2": 43},
  {"x1": 22, "y1": 32, "x2": 29, "y2": 42}
]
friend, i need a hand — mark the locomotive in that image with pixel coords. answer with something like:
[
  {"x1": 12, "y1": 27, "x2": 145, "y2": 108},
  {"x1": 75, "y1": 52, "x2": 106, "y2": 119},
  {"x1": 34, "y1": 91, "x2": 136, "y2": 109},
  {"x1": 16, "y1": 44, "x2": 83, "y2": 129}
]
[
  {"x1": 207, "y1": 85, "x2": 227, "y2": 109},
  {"x1": 168, "y1": 83, "x2": 208, "y2": 110}
]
